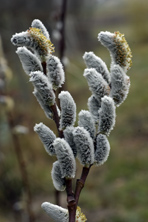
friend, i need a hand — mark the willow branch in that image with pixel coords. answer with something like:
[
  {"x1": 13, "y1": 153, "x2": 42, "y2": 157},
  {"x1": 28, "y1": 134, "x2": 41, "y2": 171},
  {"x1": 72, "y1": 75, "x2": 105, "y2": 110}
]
[{"x1": 65, "y1": 179, "x2": 76, "y2": 222}]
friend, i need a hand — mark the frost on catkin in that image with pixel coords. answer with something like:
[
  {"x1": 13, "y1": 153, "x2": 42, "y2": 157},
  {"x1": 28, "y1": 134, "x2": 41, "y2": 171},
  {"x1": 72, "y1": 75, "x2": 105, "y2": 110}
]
[
  {"x1": 47, "y1": 55, "x2": 65, "y2": 90},
  {"x1": 53, "y1": 138, "x2": 76, "y2": 179},
  {"x1": 110, "y1": 64, "x2": 130, "y2": 106},
  {"x1": 73, "y1": 127, "x2": 94, "y2": 167},
  {"x1": 83, "y1": 68, "x2": 110, "y2": 102},
  {"x1": 51, "y1": 161, "x2": 66, "y2": 191},
  {"x1": 78, "y1": 110, "x2": 96, "y2": 139},
  {"x1": 58, "y1": 91, "x2": 76, "y2": 130},
  {"x1": 83, "y1": 51, "x2": 110, "y2": 83},
  {"x1": 63, "y1": 126, "x2": 77, "y2": 157},
  {"x1": 98, "y1": 96, "x2": 116, "y2": 136},
  {"x1": 34, "y1": 123, "x2": 56, "y2": 156},
  {"x1": 94, "y1": 134, "x2": 110, "y2": 165},
  {"x1": 16, "y1": 47, "x2": 43, "y2": 75}
]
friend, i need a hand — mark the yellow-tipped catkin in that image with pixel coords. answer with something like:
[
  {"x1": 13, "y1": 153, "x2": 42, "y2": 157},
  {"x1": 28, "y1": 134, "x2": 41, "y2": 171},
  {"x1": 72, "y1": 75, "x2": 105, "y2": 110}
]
[
  {"x1": 113, "y1": 31, "x2": 132, "y2": 71},
  {"x1": 98, "y1": 31, "x2": 132, "y2": 72},
  {"x1": 28, "y1": 27, "x2": 54, "y2": 56}
]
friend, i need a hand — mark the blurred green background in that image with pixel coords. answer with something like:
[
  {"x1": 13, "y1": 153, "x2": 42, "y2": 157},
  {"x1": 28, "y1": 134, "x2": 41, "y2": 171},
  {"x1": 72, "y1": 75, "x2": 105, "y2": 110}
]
[{"x1": 0, "y1": 0, "x2": 148, "y2": 221}]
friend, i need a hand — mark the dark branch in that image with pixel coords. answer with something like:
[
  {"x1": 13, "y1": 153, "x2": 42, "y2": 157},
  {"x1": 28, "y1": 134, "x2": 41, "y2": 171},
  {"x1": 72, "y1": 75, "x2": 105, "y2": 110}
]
[{"x1": 75, "y1": 166, "x2": 92, "y2": 205}]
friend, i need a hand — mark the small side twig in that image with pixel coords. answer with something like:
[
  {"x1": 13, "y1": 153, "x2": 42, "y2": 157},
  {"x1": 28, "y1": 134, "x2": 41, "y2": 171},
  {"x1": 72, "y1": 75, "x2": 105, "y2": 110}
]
[{"x1": 75, "y1": 166, "x2": 92, "y2": 205}]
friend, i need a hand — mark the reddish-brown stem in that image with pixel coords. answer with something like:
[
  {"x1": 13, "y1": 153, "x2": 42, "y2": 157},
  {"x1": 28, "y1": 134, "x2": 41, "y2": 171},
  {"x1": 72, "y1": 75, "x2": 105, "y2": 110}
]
[
  {"x1": 64, "y1": 166, "x2": 91, "y2": 222},
  {"x1": 55, "y1": 190, "x2": 61, "y2": 206},
  {"x1": 75, "y1": 166, "x2": 92, "y2": 205},
  {"x1": 50, "y1": 103, "x2": 64, "y2": 138},
  {"x1": 65, "y1": 179, "x2": 76, "y2": 222},
  {"x1": 41, "y1": 61, "x2": 64, "y2": 139},
  {"x1": 42, "y1": 61, "x2": 63, "y2": 138},
  {"x1": 42, "y1": 61, "x2": 47, "y2": 75},
  {"x1": 7, "y1": 112, "x2": 35, "y2": 222},
  {"x1": 41, "y1": 61, "x2": 63, "y2": 206}
]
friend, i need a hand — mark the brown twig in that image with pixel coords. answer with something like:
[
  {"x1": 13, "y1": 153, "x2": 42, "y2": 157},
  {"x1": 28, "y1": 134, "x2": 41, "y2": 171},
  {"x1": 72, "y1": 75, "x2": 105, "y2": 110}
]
[
  {"x1": 7, "y1": 112, "x2": 35, "y2": 222},
  {"x1": 75, "y1": 166, "x2": 92, "y2": 205},
  {"x1": 59, "y1": 0, "x2": 67, "y2": 64},
  {"x1": 41, "y1": 61, "x2": 64, "y2": 139},
  {"x1": 64, "y1": 166, "x2": 91, "y2": 222},
  {"x1": 57, "y1": 0, "x2": 68, "y2": 95},
  {"x1": 65, "y1": 179, "x2": 76, "y2": 222},
  {"x1": 41, "y1": 61, "x2": 64, "y2": 207}
]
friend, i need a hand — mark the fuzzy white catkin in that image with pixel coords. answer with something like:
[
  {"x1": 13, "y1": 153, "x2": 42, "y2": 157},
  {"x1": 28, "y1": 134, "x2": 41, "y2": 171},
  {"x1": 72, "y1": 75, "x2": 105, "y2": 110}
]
[
  {"x1": 11, "y1": 31, "x2": 42, "y2": 57},
  {"x1": 110, "y1": 64, "x2": 130, "y2": 106},
  {"x1": 33, "y1": 88, "x2": 53, "y2": 119},
  {"x1": 98, "y1": 31, "x2": 115, "y2": 52},
  {"x1": 16, "y1": 47, "x2": 43, "y2": 75},
  {"x1": 47, "y1": 55, "x2": 65, "y2": 89},
  {"x1": 41, "y1": 202, "x2": 68, "y2": 222},
  {"x1": 63, "y1": 126, "x2": 77, "y2": 157},
  {"x1": 53, "y1": 138, "x2": 76, "y2": 179},
  {"x1": 78, "y1": 110, "x2": 96, "y2": 139},
  {"x1": 11, "y1": 31, "x2": 31, "y2": 47},
  {"x1": 58, "y1": 91, "x2": 76, "y2": 130},
  {"x1": 34, "y1": 123, "x2": 56, "y2": 156},
  {"x1": 94, "y1": 134, "x2": 110, "y2": 165},
  {"x1": 30, "y1": 71, "x2": 55, "y2": 106},
  {"x1": 98, "y1": 31, "x2": 117, "y2": 68},
  {"x1": 87, "y1": 95, "x2": 101, "y2": 123},
  {"x1": 31, "y1": 19, "x2": 50, "y2": 40},
  {"x1": 83, "y1": 68, "x2": 110, "y2": 102},
  {"x1": 98, "y1": 96, "x2": 116, "y2": 136},
  {"x1": 51, "y1": 161, "x2": 66, "y2": 191},
  {"x1": 83, "y1": 51, "x2": 110, "y2": 83},
  {"x1": 73, "y1": 127, "x2": 94, "y2": 167}
]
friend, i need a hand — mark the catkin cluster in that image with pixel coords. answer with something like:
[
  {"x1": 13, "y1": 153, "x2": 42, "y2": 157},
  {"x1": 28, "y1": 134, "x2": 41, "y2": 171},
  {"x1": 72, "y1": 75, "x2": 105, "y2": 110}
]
[{"x1": 11, "y1": 20, "x2": 132, "y2": 222}]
